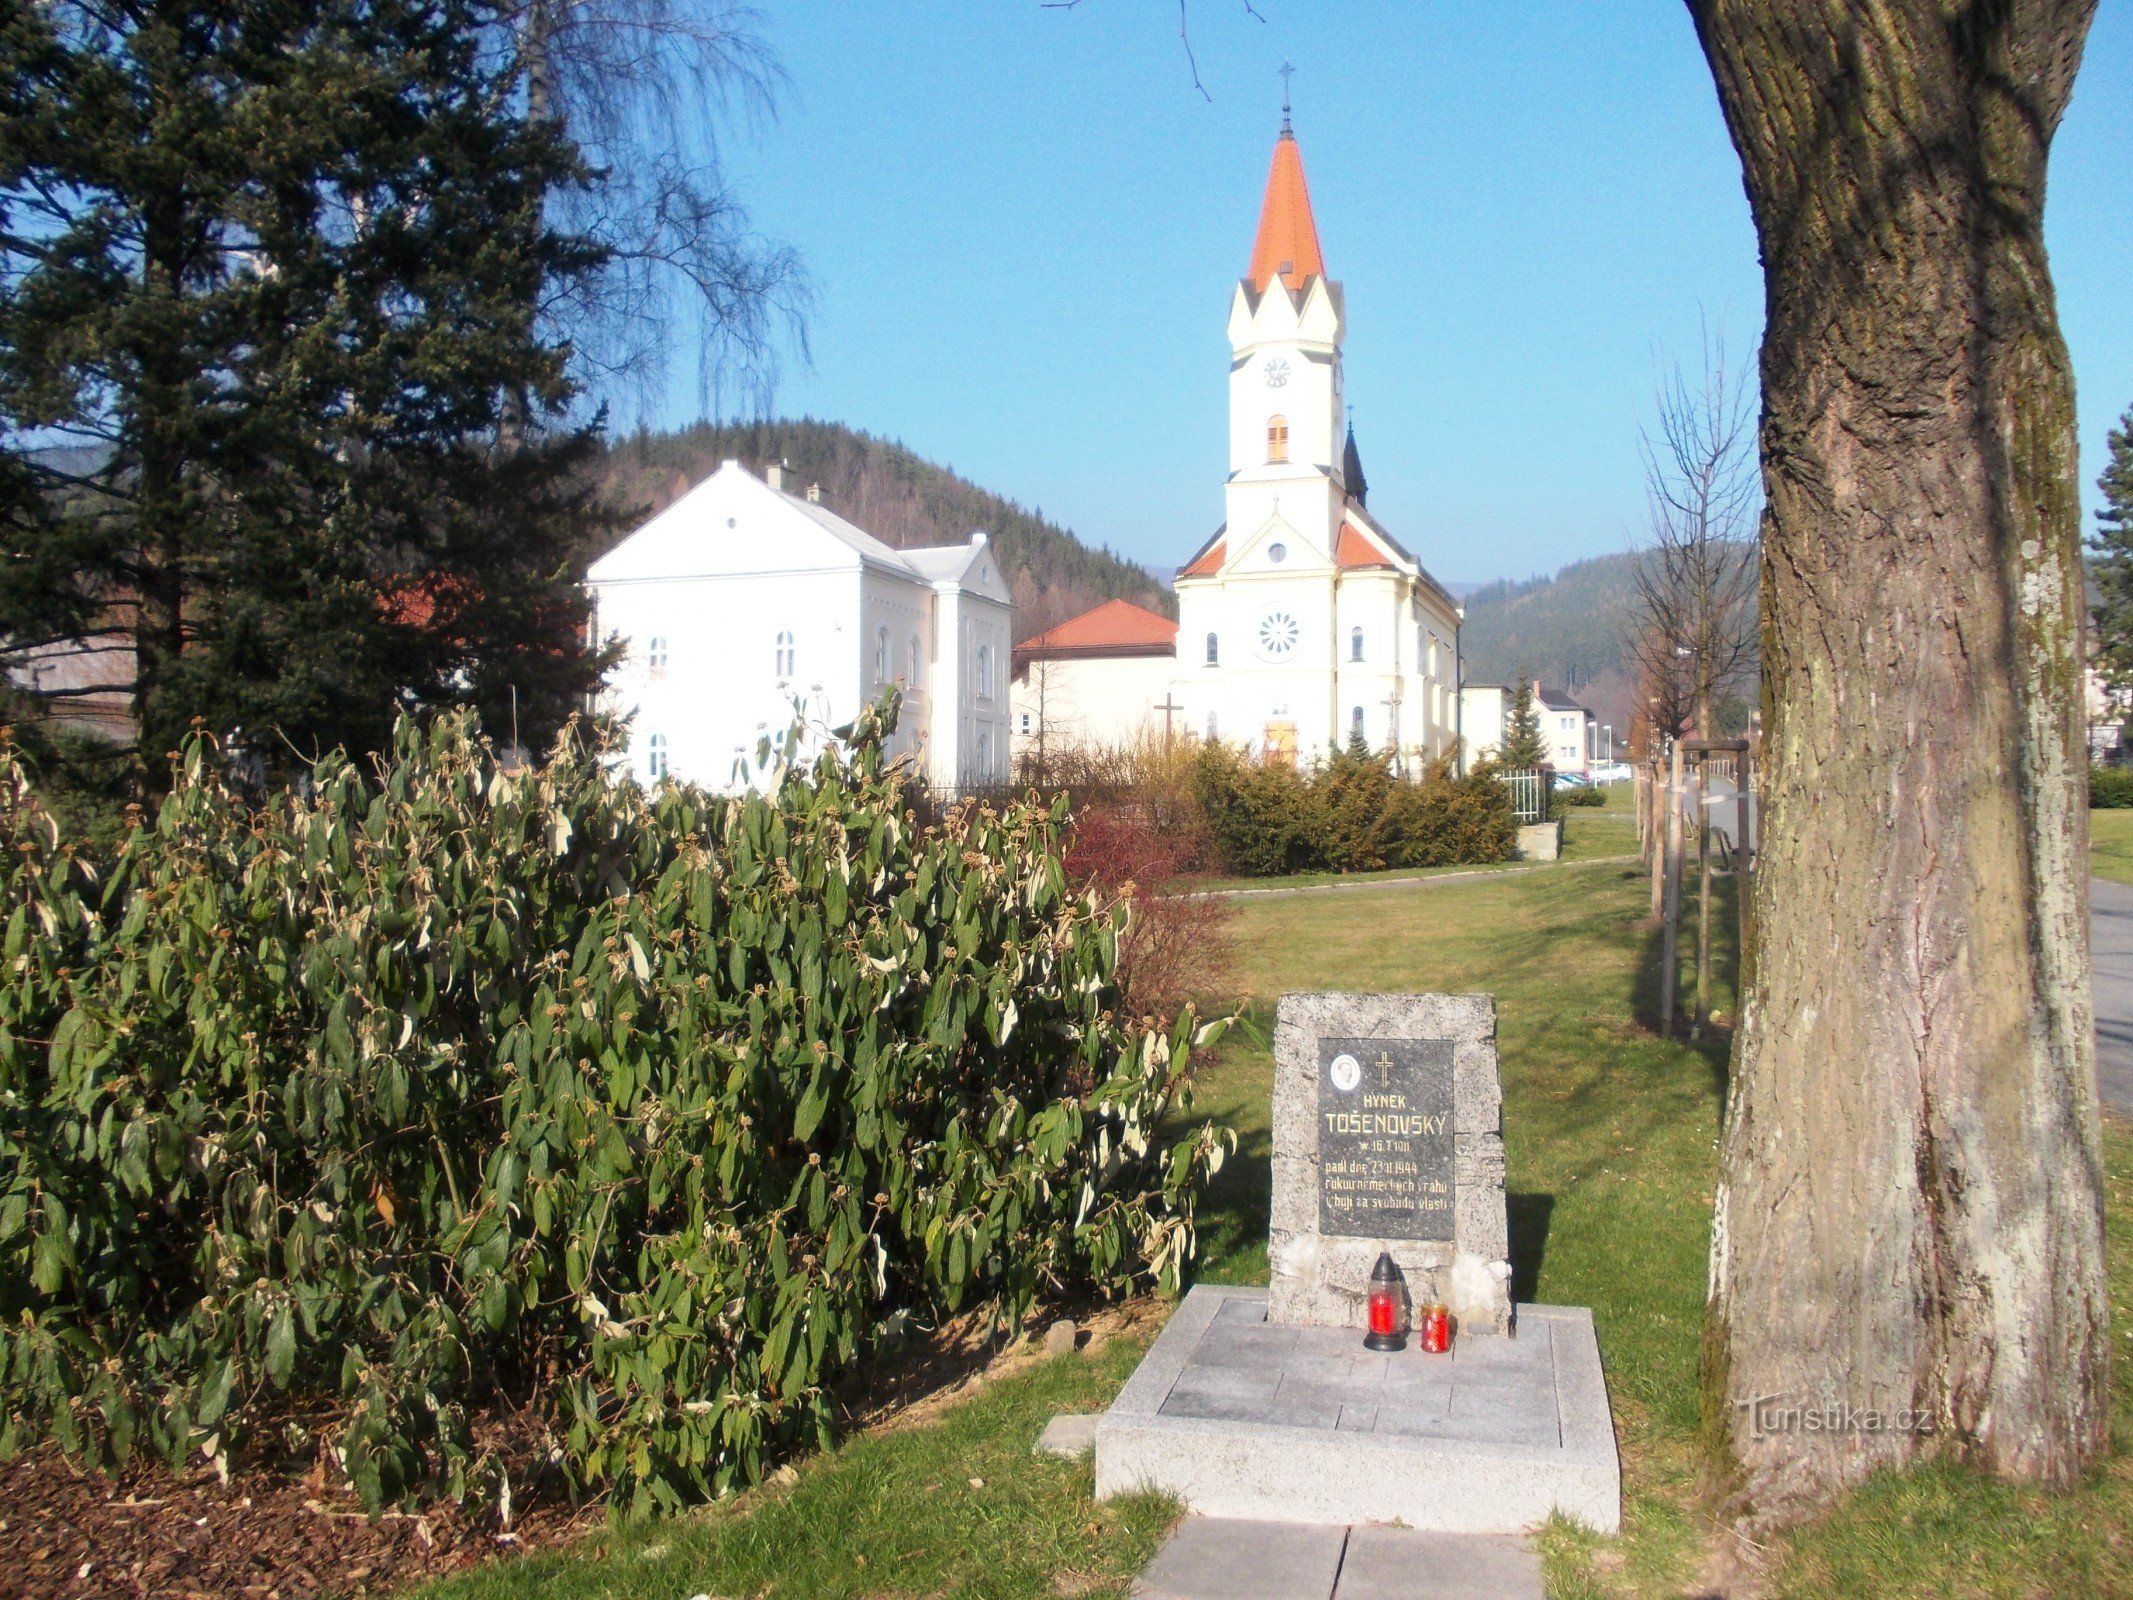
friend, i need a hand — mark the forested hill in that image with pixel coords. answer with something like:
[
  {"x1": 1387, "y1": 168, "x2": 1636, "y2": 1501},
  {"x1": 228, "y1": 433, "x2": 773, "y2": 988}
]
[
  {"x1": 1457, "y1": 551, "x2": 1645, "y2": 735},
  {"x1": 595, "y1": 420, "x2": 1173, "y2": 639}
]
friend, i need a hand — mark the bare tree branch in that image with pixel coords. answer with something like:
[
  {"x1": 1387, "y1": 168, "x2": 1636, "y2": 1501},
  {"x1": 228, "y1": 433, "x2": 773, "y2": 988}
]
[{"x1": 1622, "y1": 319, "x2": 1760, "y2": 747}]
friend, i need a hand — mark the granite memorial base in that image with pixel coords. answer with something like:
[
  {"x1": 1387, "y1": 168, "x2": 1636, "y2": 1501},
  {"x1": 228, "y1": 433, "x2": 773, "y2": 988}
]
[{"x1": 1094, "y1": 1285, "x2": 1619, "y2": 1533}]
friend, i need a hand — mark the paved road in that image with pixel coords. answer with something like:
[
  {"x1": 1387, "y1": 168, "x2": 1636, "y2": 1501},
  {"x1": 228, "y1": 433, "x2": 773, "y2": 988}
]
[{"x1": 2093, "y1": 878, "x2": 2133, "y2": 1116}]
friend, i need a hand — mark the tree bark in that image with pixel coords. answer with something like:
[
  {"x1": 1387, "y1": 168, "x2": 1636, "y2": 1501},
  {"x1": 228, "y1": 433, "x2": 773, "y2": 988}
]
[{"x1": 1688, "y1": 0, "x2": 2108, "y2": 1524}]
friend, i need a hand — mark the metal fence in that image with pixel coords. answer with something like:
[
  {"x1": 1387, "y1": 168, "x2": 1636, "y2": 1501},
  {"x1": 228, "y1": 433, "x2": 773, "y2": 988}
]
[{"x1": 1498, "y1": 768, "x2": 1548, "y2": 824}]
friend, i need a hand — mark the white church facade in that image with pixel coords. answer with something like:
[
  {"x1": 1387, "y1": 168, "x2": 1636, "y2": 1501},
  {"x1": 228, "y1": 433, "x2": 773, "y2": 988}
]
[
  {"x1": 1018, "y1": 116, "x2": 1464, "y2": 770},
  {"x1": 586, "y1": 460, "x2": 1013, "y2": 792}
]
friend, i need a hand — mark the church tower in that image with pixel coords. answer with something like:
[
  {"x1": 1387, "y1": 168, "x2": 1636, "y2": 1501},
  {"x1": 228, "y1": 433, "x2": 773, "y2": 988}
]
[
  {"x1": 1173, "y1": 106, "x2": 1465, "y2": 772},
  {"x1": 1223, "y1": 115, "x2": 1350, "y2": 561}
]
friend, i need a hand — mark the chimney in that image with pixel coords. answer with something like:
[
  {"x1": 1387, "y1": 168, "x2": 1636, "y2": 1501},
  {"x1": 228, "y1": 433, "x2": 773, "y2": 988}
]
[
  {"x1": 805, "y1": 482, "x2": 822, "y2": 503},
  {"x1": 766, "y1": 459, "x2": 787, "y2": 492}
]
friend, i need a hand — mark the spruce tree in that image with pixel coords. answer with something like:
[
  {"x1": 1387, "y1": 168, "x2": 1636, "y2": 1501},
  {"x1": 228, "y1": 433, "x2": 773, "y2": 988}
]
[
  {"x1": 0, "y1": 0, "x2": 616, "y2": 785},
  {"x1": 1499, "y1": 675, "x2": 1549, "y2": 769},
  {"x1": 2090, "y1": 405, "x2": 2133, "y2": 694}
]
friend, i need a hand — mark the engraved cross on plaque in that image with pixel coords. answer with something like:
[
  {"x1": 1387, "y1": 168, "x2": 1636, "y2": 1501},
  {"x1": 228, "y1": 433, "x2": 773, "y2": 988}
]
[{"x1": 1374, "y1": 1051, "x2": 1395, "y2": 1089}]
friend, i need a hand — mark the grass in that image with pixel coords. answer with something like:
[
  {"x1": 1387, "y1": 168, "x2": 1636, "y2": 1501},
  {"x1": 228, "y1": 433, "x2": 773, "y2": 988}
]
[
  {"x1": 418, "y1": 829, "x2": 2131, "y2": 1599},
  {"x1": 418, "y1": 1336, "x2": 1177, "y2": 1600},
  {"x1": 2094, "y1": 806, "x2": 2133, "y2": 885}
]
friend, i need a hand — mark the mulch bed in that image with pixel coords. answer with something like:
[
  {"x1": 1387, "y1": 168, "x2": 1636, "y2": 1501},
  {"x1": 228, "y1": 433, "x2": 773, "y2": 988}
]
[
  {"x1": 0, "y1": 1298, "x2": 1152, "y2": 1599},
  {"x1": 0, "y1": 1432, "x2": 594, "y2": 1600}
]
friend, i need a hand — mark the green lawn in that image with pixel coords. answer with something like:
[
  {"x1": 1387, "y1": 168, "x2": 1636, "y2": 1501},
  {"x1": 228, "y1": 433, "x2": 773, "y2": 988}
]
[
  {"x1": 418, "y1": 844, "x2": 2132, "y2": 1600},
  {"x1": 2094, "y1": 807, "x2": 2133, "y2": 884}
]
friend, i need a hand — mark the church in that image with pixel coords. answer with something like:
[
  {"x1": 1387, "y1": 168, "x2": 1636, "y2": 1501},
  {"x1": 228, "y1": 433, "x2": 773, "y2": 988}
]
[{"x1": 1015, "y1": 113, "x2": 1465, "y2": 771}]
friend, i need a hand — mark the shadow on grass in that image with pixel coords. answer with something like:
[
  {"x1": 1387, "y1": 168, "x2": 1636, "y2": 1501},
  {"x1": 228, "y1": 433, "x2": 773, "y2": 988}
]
[
  {"x1": 1633, "y1": 870, "x2": 1740, "y2": 1112},
  {"x1": 1506, "y1": 1191, "x2": 1554, "y2": 1304}
]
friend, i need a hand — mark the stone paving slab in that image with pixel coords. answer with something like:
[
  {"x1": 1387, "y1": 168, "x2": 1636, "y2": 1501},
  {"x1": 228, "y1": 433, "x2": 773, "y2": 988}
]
[
  {"x1": 1034, "y1": 1413, "x2": 1097, "y2": 1457},
  {"x1": 1097, "y1": 1284, "x2": 1619, "y2": 1532},
  {"x1": 1131, "y1": 1518, "x2": 1543, "y2": 1600},
  {"x1": 1132, "y1": 1517, "x2": 1347, "y2": 1600},
  {"x1": 1335, "y1": 1526, "x2": 1544, "y2": 1599}
]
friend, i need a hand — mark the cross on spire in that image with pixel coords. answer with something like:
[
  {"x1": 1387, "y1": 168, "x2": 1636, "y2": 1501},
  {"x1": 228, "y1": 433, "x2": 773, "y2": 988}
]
[{"x1": 1278, "y1": 61, "x2": 1295, "y2": 131}]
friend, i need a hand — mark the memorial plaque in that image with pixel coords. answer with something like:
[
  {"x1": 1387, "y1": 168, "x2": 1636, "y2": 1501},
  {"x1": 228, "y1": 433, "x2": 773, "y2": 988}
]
[
  {"x1": 1314, "y1": 1037, "x2": 1455, "y2": 1239},
  {"x1": 1268, "y1": 993, "x2": 1513, "y2": 1334}
]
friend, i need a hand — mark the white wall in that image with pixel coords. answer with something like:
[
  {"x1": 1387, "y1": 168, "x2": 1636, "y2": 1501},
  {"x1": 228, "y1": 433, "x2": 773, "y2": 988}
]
[
  {"x1": 595, "y1": 567, "x2": 862, "y2": 790},
  {"x1": 1011, "y1": 654, "x2": 1182, "y2": 753}
]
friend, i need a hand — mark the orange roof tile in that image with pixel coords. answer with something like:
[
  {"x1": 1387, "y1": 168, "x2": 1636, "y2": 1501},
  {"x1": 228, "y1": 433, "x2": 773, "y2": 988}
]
[
  {"x1": 1179, "y1": 538, "x2": 1227, "y2": 580},
  {"x1": 1015, "y1": 598, "x2": 1179, "y2": 658},
  {"x1": 1247, "y1": 130, "x2": 1325, "y2": 294},
  {"x1": 1336, "y1": 523, "x2": 1395, "y2": 570}
]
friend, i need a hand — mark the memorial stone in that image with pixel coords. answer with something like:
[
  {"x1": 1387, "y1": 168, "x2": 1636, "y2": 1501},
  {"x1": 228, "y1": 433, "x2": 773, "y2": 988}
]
[{"x1": 1269, "y1": 993, "x2": 1513, "y2": 1334}]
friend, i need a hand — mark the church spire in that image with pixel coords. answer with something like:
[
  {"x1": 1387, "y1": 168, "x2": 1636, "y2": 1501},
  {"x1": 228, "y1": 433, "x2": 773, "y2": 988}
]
[
  {"x1": 1246, "y1": 112, "x2": 1325, "y2": 295},
  {"x1": 1343, "y1": 414, "x2": 1368, "y2": 508}
]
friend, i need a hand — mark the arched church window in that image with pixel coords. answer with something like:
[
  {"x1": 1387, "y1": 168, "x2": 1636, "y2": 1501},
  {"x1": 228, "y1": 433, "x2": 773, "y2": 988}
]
[
  {"x1": 977, "y1": 644, "x2": 992, "y2": 698},
  {"x1": 1267, "y1": 416, "x2": 1289, "y2": 464},
  {"x1": 909, "y1": 635, "x2": 922, "y2": 686},
  {"x1": 1205, "y1": 711, "x2": 1219, "y2": 741},
  {"x1": 976, "y1": 729, "x2": 992, "y2": 780},
  {"x1": 647, "y1": 636, "x2": 669, "y2": 677},
  {"x1": 875, "y1": 625, "x2": 889, "y2": 684},
  {"x1": 647, "y1": 732, "x2": 668, "y2": 780},
  {"x1": 774, "y1": 630, "x2": 795, "y2": 678},
  {"x1": 1205, "y1": 632, "x2": 1220, "y2": 665},
  {"x1": 1351, "y1": 706, "x2": 1366, "y2": 742},
  {"x1": 1351, "y1": 627, "x2": 1364, "y2": 663}
]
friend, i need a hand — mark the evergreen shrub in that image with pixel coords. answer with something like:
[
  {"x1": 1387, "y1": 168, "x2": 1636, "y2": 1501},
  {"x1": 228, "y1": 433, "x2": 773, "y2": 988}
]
[
  {"x1": 2092, "y1": 765, "x2": 2133, "y2": 808},
  {"x1": 1557, "y1": 784, "x2": 1608, "y2": 807},
  {"x1": 1189, "y1": 746, "x2": 1516, "y2": 877},
  {"x1": 0, "y1": 702, "x2": 1231, "y2": 1515}
]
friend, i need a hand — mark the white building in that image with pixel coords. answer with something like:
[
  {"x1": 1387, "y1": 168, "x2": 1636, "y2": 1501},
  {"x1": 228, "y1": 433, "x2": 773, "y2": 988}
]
[
  {"x1": 1459, "y1": 682, "x2": 1595, "y2": 776},
  {"x1": 1016, "y1": 114, "x2": 1464, "y2": 771},
  {"x1": 1010, "y1": 600, "x2": 1181, "y2": 756},
  {"x1": 586, "y1": 460, "x2": 1013, "y2": 791}
]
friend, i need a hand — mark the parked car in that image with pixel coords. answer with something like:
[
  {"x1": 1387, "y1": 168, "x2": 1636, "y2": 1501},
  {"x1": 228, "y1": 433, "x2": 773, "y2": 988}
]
[
  {"x1": 1554, "y1": 771, "x2": 1592, "y2": 787},
  {"x1": 1588, "y1": 761, "x2": 1634, "y2": 784}
]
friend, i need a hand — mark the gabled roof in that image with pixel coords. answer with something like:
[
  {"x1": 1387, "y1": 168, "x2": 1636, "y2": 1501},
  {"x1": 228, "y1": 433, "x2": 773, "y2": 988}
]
[
  {"x1": 1178, "y1": 528, "x2": 1227, "y2": 581},
  {"x1": 1247, "y1": 128, "x2": 1325, "y2": 294},
  {"x1": 1015, "y1": 599, "x2": 1178, "y2": 661},
  {"x1": 1538, "y1": 688, "x2": 1592, "y2": 714},
  {"x1": 587, "y1": 459, "x2": 991, "y2": 592},
  {"x1": 1335, "y1": 523, "x2": 1395, "y2": 571}
]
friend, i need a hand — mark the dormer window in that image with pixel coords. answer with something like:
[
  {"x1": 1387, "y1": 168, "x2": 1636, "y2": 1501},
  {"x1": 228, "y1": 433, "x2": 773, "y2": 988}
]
[{"x1": 1267, "y1": 416, "x2": 1289, "y2": 464}]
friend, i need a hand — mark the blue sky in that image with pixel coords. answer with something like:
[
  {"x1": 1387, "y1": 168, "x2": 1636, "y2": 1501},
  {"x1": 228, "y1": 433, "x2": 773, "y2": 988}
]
[{"x1": 639, "y1": 2, "x2": 2131, "y2": 587}]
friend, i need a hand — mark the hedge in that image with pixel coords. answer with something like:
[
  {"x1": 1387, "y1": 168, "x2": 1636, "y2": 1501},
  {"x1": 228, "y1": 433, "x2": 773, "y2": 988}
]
[
  {"x1": 1190, "y1": 747, "x2": 1517, "y2": 877},
  {"x1": 2092, "y1": 765, "x2": 2133, "y2": 808},
  {"x1": 0, "y1": 702, "x2": 1231, "y2": 1515}
]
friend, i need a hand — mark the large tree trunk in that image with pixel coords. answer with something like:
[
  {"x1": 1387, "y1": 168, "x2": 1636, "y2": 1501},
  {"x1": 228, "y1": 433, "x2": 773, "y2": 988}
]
[{"x1": 1687, "y1": 0, "x2": 2108, "y2": 1524}]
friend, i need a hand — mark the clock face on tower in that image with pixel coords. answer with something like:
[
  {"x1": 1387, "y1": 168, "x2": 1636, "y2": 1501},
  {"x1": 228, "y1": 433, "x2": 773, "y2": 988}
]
[{"x1": 1263, "y1": 356, "x2": 1290, "y2": 389}]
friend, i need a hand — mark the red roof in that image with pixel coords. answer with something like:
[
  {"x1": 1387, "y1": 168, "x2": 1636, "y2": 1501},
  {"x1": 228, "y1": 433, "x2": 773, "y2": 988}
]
[
  {"x1": 1015, "y1": 598, "x2": 1178, "y2": 660},
  {"x1": 1247, "y1": 129, "x2": 1325, "y2": 294},
  {"x1": 1178, "y1": 539, "x2": 1227, "y2": 580},
  {"x1": 1336, "y1": 523, "x2": 1395, "y2": 570}
]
